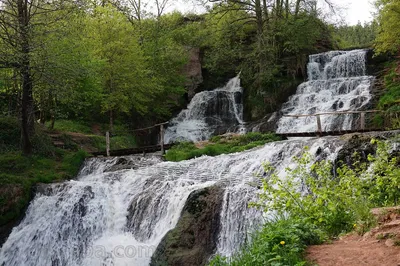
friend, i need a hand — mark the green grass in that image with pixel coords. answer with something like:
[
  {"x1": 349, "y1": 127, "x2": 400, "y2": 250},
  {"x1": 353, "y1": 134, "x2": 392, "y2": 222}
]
[
  {"x1": 0, "y1": 149, "x2": 88, "y2": 226},
  {"x1": 378, "y1": 64, "x2": 400, "y2": 112},
  {"x1": 165, "y1": 132, "x2": 281, "y2": 162},
  {"x1": 49, "y1": 119, "x2": 93, "y2": 134}
]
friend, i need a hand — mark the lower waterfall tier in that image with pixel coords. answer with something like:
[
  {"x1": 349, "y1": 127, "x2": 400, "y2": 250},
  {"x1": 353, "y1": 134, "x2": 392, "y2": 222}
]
[{"x1": 3, "y1": 132, "x2": 397, "y2": 266}]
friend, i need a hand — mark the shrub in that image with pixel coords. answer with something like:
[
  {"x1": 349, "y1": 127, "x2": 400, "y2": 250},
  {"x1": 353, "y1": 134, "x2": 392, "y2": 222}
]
[
  {"x1": 254, "y1": 149, "x2": 374, "y2": 236},
  {"x1": 365, "y1": 139, "x2": 400, "y2": 206},
  {"x1": 209, "y1": 217, "x2": 323, "y2": 266},
  {"x1": 0, "y1": 116, "x2": 20, "y2": 152}
]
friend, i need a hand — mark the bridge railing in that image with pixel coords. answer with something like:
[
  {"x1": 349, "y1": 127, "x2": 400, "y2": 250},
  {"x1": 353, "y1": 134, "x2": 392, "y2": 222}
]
[
  {"x1": 282, "y1": 110, "x2": 400, "y2": 136},
  {"x1": 104, "y1": 122, "x2": 169, "y2": 157}
]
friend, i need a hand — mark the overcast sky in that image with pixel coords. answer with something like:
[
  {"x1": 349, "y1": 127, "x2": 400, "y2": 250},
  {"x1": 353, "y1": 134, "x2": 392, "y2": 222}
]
[
  {"x1": 166, "y1": 0, "x2": 375, "y2": 26},
  {"x1": 332, "y1": 0, "x2": 375, "y2": 25}
]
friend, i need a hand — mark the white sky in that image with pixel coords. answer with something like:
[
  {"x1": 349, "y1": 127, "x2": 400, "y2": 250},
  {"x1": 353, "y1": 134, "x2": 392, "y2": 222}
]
[
  {"x1": 331, "y1": 0, "x2": 375, "y2": 25},
  {"x1": 165, "y1": 0, "x2": 375, "y2": 26}
]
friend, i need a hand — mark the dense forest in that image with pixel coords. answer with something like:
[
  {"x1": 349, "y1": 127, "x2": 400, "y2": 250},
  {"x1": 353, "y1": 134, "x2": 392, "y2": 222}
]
[{"x1": 0, "y1": 0, "x2": 398, "y2": 156}]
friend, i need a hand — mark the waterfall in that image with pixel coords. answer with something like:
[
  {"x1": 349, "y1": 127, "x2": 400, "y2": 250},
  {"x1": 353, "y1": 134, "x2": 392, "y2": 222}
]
[
  {"x1": 0, "y1": 50, "x2": 377, "y2": 265},
  {"x1": 164, "y1": 75, "x2": 243, "y2": 144},
  {"x1": 1, "y1": 137, "x2": 345, "y2": 266},
  {"x1": 277, "y1": 49, "x2": 374, "y2": 133}
]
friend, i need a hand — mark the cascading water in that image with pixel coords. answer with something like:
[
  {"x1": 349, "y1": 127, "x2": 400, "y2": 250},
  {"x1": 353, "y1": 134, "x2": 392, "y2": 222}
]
[
  {"x1": 164, "y1": 75, "x2": 243, "y2": 143},
  {"x1": 277, "y1": 49, "x2": 374, "y2": 133},
  {"x1": 1, "y1": 137, "x2": 345, "y2": 266},
  {"x1": 0, "y1": 49, "x2": 378, "y2": 266}
]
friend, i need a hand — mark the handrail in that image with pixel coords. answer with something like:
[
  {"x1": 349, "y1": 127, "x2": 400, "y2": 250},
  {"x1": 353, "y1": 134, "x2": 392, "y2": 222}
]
[
  {"x1": 131, "y1": 121, "x2": 169, "y2": 132},
  {"x1": 105, "y1": 121, "x2": 169, "y2": 156},
  {"x1": 281, "y1": 110, "x2": 399, "y2": 136},
  {"x1": 283, "y1": 110, "x2": 382, "y2": 118}
]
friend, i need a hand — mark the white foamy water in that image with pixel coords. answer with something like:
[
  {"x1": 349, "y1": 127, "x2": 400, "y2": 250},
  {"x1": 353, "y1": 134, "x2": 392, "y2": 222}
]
[
  {"x1": 277, "y1": 49, "x2": 374, "y2": 133},
  {"x1": 164, "y1": 75, "x2": 243, "y2": 143},
  {"x1": 0, "y1": 137, "x2": 345, "y2": 266}
]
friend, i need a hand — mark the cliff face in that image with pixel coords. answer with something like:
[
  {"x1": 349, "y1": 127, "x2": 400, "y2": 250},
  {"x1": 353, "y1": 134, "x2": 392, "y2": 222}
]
[{"x1": 183, "y1": 47, "x2": 203, "y2": 100}]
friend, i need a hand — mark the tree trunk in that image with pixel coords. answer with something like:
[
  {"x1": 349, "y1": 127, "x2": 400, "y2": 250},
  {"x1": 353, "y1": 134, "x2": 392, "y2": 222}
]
[
  {"x1": 109, "y1": 109, "x2": 114, "y2": 133},
  {"x1": 286, "y1": 0, "x2": 290, "y2": 19},
  {"x1": 18, "y1": 0, "x2": 34, "y2": 155},
  {"x1": 295, "y1": 0, "x2": 301, "y2": 17}
]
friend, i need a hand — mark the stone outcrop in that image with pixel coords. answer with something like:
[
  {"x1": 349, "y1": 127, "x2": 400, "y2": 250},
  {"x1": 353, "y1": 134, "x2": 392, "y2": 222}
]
[
  {"x1": 150, "y1": 186, "x2": 224, "y2": 266},
  {"x1": 183, "y1": 47, "x2": 203, "y2": 100}
]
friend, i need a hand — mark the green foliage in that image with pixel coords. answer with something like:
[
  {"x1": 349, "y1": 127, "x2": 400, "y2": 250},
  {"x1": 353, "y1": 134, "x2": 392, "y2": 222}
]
[
  {"x1": 332, "y1": 22, "x2": 377, "y2": 49},
  {"x1": 0, "y1": 149, "x2": 88, "y2": 225},
  {"x1": 165, "y1": 133, "x2": 281, "y2": 162},
  {"x1": 378, "y1": 62, "x2": 400, "y2": 112},
  {"x1": 366, "y1": 139, "x2": 400, "y2": 206},
  {"x1": 254, "y1": 149, "x2": 373, "y2": 236},
  {"x1": 212, "y1": 139, "x2": 400, "y2": 266},
  {"x1": 209, "y1": 217, "x2": 324, "y2": 266},
  {"x1": 375, "y1": 0, "x2": 400, "y2": 55},
  {"x1": 0, "y1": 116, "x2": 20, "y2": 152},
  {"x1": 50, "y1": 120, "x2": 92, "y2": 134}
]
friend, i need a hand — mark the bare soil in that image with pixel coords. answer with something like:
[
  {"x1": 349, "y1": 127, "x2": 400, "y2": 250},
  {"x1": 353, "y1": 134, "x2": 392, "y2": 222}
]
[{"x1": 307, "y1": 207, "x2": 400, "y2": 266}]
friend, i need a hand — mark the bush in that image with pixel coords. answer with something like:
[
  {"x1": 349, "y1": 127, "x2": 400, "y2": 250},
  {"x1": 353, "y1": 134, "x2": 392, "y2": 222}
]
[
  {"x1": 0, "y1": 116, "x2": 20, "y2": 152},
  {"x1": 365, "y1": 139, "x2": 400, "y2": 206},
  {"x1": 209, "y1": 217, "x2": 324, "y2": 266},
  {"x1": 254, "y1": 148, "x2": 374, "y2": 236}
]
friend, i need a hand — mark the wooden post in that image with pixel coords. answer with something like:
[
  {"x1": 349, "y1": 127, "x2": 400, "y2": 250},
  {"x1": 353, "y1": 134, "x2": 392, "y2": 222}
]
[
  {"x1": 316, "y1": 115, "x2": 322, "y2": 136},
  {"x1": 360, "y1": 112, "x2": 365, "y2": 131},
  {"x1": 160, "y1": 124, "x2": 165, "y2": 155},
  {"x1": 106, "y1": 131, "x2": 110, "y2": 157}
]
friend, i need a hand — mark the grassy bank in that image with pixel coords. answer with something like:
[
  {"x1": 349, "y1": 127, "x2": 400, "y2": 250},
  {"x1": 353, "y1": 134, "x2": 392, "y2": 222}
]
[
  {"x1": 0, "y1": 150, "x2": 87, "y2": 226},
  {"x1": 165, "y1": 132, "x2": 281, "y2": 162},
  {"x1": 47, "y1": 119, "x2": 137, "y2": 151}
]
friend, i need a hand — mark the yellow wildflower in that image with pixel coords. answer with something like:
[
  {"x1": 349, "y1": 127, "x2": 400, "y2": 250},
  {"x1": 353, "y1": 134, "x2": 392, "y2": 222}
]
[
  {"x1": 280, "y1": 241, "x2": 285, "y2": 245},
  {"x1": 353, "y1": 224, "x2": 357, "y2": 228}
]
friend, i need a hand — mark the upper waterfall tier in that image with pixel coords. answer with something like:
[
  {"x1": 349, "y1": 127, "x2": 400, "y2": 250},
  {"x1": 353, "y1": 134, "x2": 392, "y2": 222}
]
[
  {"x1": 164, "y1": 76, "x2": 243, "y2": 144},
  {"x1": 277, "y1": 49, "x2": 374, "y2": 133},
  {"x1": 308, "y1": 50, "x2": 368, "y2": 80}
]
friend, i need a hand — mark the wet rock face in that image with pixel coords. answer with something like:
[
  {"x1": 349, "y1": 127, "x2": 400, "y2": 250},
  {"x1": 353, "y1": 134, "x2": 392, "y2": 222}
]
[
  {"x1": 150, "y1": 186, "x2": 224, "y2": 266},
  {"x1": 335, "y1": 131, "x2": 400, "y2": 167},
  {"x1": 240, "y1": 112, "x2": 282, "y2": 133}
]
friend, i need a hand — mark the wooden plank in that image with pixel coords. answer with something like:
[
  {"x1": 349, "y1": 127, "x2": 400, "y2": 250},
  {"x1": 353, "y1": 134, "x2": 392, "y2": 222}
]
[
  {"x1": 316, "y1": 115, "x2": 322, "y2": 136},
  {"x1": 106, "y1": 131, "x2": 110, "y2": 157},
  {"x1": 160, "y1": 124, "x2": 165, "y2": 155},
  {"x1": 276, "y1": 128, "x2": 386, "y2": 138},
  {"x1": 91, "y1": 144, "x2": 175, "y2": 157},
  {"x1": 360, "y1": 112, "x2": 366, "y2": 130},
  {"x1": 283, "y1": 110, "x2": 381, "y2": 118},
  {"x1": 131, "y1": 121, "x2": 169, "y2": 132}
]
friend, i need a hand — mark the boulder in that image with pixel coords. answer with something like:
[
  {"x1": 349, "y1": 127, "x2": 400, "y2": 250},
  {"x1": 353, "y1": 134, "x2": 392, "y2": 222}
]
[{"x1": 150, "y1": 186, "x2": 224, "y2": 266}]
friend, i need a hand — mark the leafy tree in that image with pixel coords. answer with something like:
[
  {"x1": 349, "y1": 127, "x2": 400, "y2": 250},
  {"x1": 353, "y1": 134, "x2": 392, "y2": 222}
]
[
  {"x1": 375, "y1": 0, "x2": 400, "y2": 55},
  {"x1": 0, "y1": 0, "x2": 80, "y2": 154},
  {"x1": 87, "y1": 5, "x2": 163, "y2": 131}
]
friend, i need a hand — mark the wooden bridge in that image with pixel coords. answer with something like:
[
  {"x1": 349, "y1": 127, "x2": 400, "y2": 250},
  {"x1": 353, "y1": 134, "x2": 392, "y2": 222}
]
[
  {"x1": 276, "y1": 110, "x2": 398, "y2": 138},
  {"x1": 93, "y1": 121, "x2": 170, "y2": 157},
  {"x1": 92, "y1": 110, "x2": 398, "y2": 157}
]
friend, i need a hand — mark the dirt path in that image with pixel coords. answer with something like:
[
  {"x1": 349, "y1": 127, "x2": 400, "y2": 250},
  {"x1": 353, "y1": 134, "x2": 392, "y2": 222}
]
[{"x1": 307, "y1": 207, "x2": 400, "y2": 266}]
